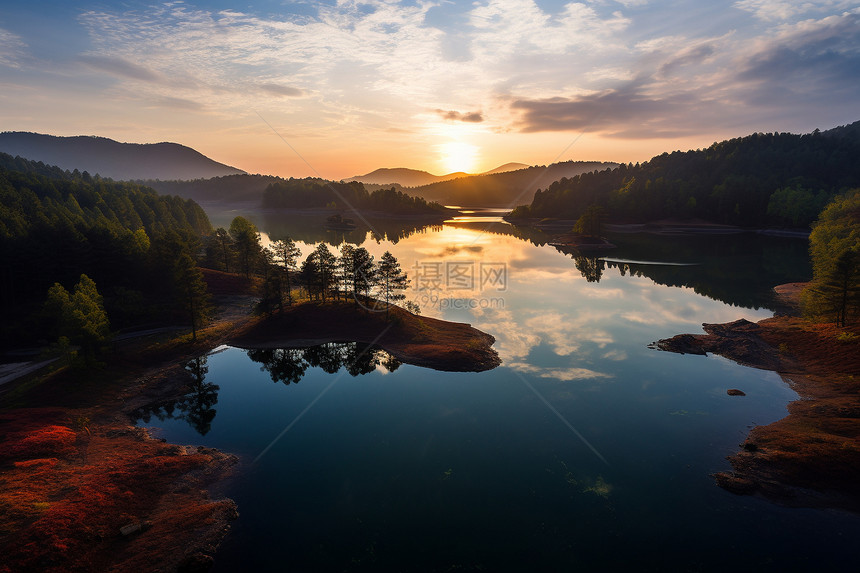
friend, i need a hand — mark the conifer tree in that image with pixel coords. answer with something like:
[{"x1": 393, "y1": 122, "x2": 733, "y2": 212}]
[{"x1": 376, "y1": 251, "x2": 409, "y2": 318}]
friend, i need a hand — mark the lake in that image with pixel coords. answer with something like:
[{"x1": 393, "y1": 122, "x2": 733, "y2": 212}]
[{"x1": 135, "y1": 211, "x2": 860, "y2": 571}]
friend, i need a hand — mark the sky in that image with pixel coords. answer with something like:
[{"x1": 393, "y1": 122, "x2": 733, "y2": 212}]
[{"x1": 1, "y1": 0, "x2": 859, "y2": 179}]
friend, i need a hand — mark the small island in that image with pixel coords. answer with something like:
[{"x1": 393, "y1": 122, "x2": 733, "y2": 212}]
[{"x1": 232, "y1": 300, "x2": 500, "y2": 372}]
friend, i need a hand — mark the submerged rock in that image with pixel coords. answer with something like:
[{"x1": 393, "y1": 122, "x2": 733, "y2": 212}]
[{"x1": 727, "y1": 389, "x2": 746, "y2": 396}]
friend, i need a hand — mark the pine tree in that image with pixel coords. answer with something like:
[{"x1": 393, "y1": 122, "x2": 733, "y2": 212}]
[
  {"x1": 271, "y1": 237, "x2": 301, "y2": 306},
  {"x1": 804, "y1": 189, "x2": 860, "y2": 326},
  {"x1": 376, "y1": 251, "x2": 409, "y2": 319},
  {"x1": 351, "y1": 247, "x2": 376, "y2": 306},
  {"x1": 174, "y1": 253, "x2": 211, "y2": 341},
  {"x1": 314, "y1": 243, "x2": 338, "y2": 302},
  {"x1": 229, "y1": 216, "x2": 261, "y2": 278},
  {"x1": 43, "y1": 274, "x2": 111, "y2": 365}
]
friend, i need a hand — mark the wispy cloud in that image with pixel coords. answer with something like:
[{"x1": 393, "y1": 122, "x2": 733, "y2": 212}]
[
  {"x1": 259, "y1": 83, "x2": 306, "y2": 98},
  {"x1": 78, "y1": 55, "x2": 161, "y2": 82},
  {"x1": 734, "y1": 0, "x2": 857, "y2": 21},
  {"x1": 0, "y1": 27, "x2": 26, "y2": 68}
]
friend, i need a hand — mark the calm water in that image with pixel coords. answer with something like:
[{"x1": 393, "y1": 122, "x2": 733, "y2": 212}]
[{"x1": 136, "y1": 213, "x2": 860, "y2": 571}]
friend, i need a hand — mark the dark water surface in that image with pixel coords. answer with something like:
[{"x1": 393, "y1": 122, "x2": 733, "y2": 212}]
[{"x1": 136, "y1": 216, "x2": 858, "y2": 571}]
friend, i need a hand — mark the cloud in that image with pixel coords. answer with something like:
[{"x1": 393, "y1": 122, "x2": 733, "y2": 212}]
[
  {"x1": 259, "y1": 83, "x2": 306, "y2": 98},
  {"x1": 508, "y1": 362, "x2": 612, "y2": 381},
  {"x1": 509, "y1": 10, "x2": 860, "y2": 138},
  {"x1": 148, "y1": 96, "x2": 204, "y2": 111},
  {"x1": 78, "y1": 55, "x2": 161, "y2": 82},
  {"x1": 510, "y1": 79, "x2": 692, "y2": 134},
  {"x1": 735, "y1": 13, "x2": 860, "y2": 109},
  {"x1": 734, "y1": 0, "x2": 857, "y2": 22},
  {"x1": 0, "y1": 27, "x2": 27, "y2": 68},
  {"x1": 435, "y1": 109, "x2": 484, "y2": 122}
]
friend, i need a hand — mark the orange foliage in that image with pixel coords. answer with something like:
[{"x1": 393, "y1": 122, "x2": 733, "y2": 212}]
[
  {"x1": 0, "y1": 425, "x2": 78, "y2": 460},
  {"x1": 0, "y1": 408, "x2": 229, "y2": 573}
]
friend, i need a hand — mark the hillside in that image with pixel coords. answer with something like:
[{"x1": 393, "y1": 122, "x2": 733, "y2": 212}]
[
  {"x1": 509, "y1": 121, "x2": 860, "y2": 228},
  {"x1": 145, "y1": 174, "x2": 283, "y2": 203},
  {"x1": 0, "y1": 151, "x2": 212, "y2": 345},
  {"x1": 0, "y1": 132, "x2": 245, "y2": 181},
  {"x1": 481, "y1": 162, "x2": 529, "y2": 175},
  {"x1": 407, "y1": 161, "x2": 617, "y2": 207},
  {"x1": 345, "y1": 162, "x2": 528, "y2": 187},
  {"x1": 345, "y1": 167, "x2": 467, "y2": 187}
]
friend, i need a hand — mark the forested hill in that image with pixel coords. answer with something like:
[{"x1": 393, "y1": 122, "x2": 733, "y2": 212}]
[
  {"x1": 145, "y1": 174, "x2": 282, "y2": 203},
  {"x1": 262, "y1": 178, "x2": 449, "y2": 215},
  {"x1": 0, "y1": 132, "x2": 245, "y2": 181},
  {"x1": 407, "y1": 161, "x2": 617, "y2": 207},
  {"x1": 0, "y1": 151, "x2": 212, "y2": 341},
  {"x1": 509, "y1": 121, "x2": 860, "y2": 228}
]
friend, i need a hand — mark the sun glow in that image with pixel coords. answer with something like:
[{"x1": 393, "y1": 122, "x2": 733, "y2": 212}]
[{"x1": 439, "y1": 141, "x2": 479, "y2": 174}]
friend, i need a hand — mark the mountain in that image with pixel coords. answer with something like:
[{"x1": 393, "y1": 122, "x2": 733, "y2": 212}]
[
  {"x1": 480, "y1": 162, "x2": 529, "y2": 175},
  {"x1": 346, "y1": 162, "x2": 527, "y2": 187},
  {"x1": 407, "y1": 161, "x2": 618, "y2": 207},
  {"x1": 0, "y1": 132, "x2": 245, "y2": 181},
  {"x1": 345, "y1": 167, "x2": 466, "y2": 187},
  {"x1": 509, "y1": 120, "x2": 860, "y2": 228}
]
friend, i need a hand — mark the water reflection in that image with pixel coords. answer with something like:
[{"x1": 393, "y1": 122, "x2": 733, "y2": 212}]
[
  {"x1": 247, "y1": 342, "x2": 401, "y2": 385},
  {"x1": 132, "y1": 344, "x2": 402, "y2": 435},
  {"x1": 132, "y1": 356, "x2": 219, "y2": 436},
  {"x1": 262, "y1": 210, "x2": 444, "y2": 246}
]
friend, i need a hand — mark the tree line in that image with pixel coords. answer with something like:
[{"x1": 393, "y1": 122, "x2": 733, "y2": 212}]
[
  {"x1": 0, "y1": 153, "x2": 213, "y2": 351},
  {"x1": 509, "y1": 122, "x2": 860, "y2": 228},
  {"x1": 206, "y1": 216, "x2": 413, "y2": 318},
  {"x1": 261, "y1": 178, "x2": 447, "y2": 214}
]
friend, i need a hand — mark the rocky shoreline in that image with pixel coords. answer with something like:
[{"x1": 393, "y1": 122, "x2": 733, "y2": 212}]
[{"x1": 654, "y1": 296, "x2": 860, "y2": 511}]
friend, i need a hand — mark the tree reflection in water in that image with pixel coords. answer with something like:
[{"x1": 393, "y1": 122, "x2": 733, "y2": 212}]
[
  {"x1": 131, "y1": 344, "x2": 400, "y2": 435},
  {"x1": 131, "y1": 355, "x2": 219, "y2": 436},
  {"x1": 247, "y1": 342, "x2": 401, "y2": 385}
]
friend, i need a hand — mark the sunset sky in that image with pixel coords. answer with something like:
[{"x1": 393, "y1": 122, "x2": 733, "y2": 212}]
[{"x1": 1, "y1": 0, "x2": 858, "y2": 179}]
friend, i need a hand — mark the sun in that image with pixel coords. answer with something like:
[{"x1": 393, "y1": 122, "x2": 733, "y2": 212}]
[{"x1": 439, "y1": 141, "x2": 479, "y2": 174}]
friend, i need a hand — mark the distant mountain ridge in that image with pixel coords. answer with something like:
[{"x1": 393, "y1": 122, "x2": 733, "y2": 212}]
[
  {"x1": 346, "y1": 162, "x2": 529, "y2": 187},
  {"x1": 346, "y1": 167, "x2": 467, "y2": 187},
  {"x1": 406, "y1": 161, "x2": 618, "y2": 207},
  {"x1": 0, "y1": 132, "x2": 245, "y2": 181}
]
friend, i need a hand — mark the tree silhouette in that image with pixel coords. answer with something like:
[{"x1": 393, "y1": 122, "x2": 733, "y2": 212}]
[
  {"x1": 229, "y1": 216, "x2": 261, "y2": 278},
  {"x1": 376, "y1": 251, "x2": 409, "y2": 318},
  {"x1": 271, "y1": 237, "x2": 301, "y2": 306},
  {"x1": 174, "y1": 253, "x2": 212, "y2": 341}
]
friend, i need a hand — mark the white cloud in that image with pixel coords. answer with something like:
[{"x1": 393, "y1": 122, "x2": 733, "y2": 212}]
[
  {"x1": 508, "y1": 362, "x2": 612, "y2": 381},
  {"x1": 0, "y1": 27, "x2": 26, "y2": 68},
  {"x1": 734, "y1": 0, "x2": 857, "y2": 21}
]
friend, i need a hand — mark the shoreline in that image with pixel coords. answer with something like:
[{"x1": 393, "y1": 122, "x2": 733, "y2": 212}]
[
  {"x1": 654, "y1": 287, "x2": 860, "y2": 510},
  {"x1": 0, "y1": 271, "x2": 262, "y2": 572},
  {"x1": 231, "y1": 299, "x2": 501, "y2": 372},
  {"x1": 505, "y1": 216, "x2": 810, "y2": 237},
  {"x1": 0, "y1": 278, "x2": 499, "y2": 572}
]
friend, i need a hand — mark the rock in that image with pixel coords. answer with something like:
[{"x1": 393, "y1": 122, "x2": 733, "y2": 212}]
[
  {"x1": 713, "y1": 472, "x2": 758, "y2": 495},
  {"x1": 727, "y1": 389, "x2": 746, "y2": 396},
  {"x1": 651, "y1": 333, "x2": 707, "y2": 355},
  {"x1": 177, "y1": 553, "x2": 215, "y2": 573}
]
